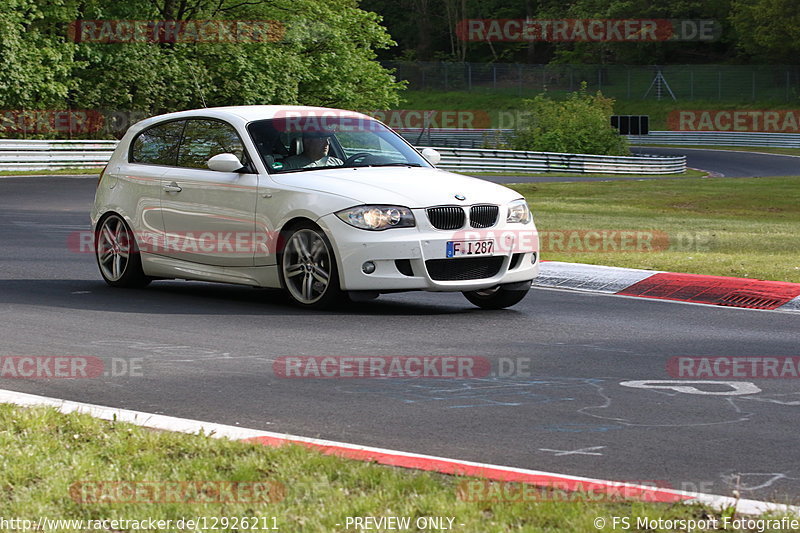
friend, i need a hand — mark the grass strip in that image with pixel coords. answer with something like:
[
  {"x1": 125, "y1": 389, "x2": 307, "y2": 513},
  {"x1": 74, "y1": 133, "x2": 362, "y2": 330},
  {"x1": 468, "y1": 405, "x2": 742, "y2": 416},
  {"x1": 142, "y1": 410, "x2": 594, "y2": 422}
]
[
  {"x1": 0, "y1": 168, "x2": 101, "y2": 176},
  {"x1": 509, "y1": 176, "x2": 800, "y2": 283},
  {"x1": 1, "y1": 404, "x2": 785, "y2": 532},
  {"x1": 398, "y1": 91, "x2": 800, "y2": 132}
]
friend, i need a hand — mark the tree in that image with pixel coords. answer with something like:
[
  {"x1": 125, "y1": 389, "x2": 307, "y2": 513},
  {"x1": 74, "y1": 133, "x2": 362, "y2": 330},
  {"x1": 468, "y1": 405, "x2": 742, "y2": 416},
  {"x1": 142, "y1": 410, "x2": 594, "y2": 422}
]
[
  {"x1": 730, "y1": 0, "x2": 800, "y2": 63},
  {"x1": 72, "y1": 0, "x2": 404, "y2": 112},
  {"x1": 361, "y1": 0, "x2": 739, "y2": 64},
  {"x1": 1, "y1": 0, "x2": 405, "y2": 137},
  {"x1": 0, "y1": 0, "x2": 79, "y2": 110}
]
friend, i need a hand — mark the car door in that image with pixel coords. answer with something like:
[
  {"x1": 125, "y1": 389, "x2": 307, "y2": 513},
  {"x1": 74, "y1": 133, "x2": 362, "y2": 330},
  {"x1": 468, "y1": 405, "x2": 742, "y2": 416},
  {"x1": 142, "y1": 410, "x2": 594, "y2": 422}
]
[
  {"x1": 161, "y1": 118, "x2": 258, "y2": 267},
  {"x1": 124, "y1": 119, "x2": 186, "y2": 244}
]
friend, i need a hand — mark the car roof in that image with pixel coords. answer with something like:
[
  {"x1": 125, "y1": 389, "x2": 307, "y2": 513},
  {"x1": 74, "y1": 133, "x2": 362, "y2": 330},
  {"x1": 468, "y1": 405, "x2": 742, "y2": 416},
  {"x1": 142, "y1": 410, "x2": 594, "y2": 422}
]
[{"x1": 138, "y1": 105, "x2": 373, "y2": 124}]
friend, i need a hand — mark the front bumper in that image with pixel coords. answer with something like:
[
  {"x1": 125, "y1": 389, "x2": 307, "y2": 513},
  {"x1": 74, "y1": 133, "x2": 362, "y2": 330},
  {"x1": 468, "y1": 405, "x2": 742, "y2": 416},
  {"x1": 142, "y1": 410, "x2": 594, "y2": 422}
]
[{"x1": 318, "y1": 212, "x2": 539, "y2": 292}]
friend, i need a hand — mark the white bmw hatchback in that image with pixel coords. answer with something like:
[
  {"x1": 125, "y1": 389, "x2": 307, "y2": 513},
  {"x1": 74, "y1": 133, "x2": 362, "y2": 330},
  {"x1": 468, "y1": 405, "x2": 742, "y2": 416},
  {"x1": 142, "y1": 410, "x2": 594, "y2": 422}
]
[{"x1": 91, "y1": 106, "x2": 539, "y2": 309}]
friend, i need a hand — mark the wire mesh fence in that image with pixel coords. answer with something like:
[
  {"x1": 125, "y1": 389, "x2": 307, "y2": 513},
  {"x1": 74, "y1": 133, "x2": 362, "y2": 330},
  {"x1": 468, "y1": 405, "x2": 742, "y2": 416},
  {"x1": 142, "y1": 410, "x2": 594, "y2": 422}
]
[{"x1": 384, "y1": 61, "x2": 800, "y2": 102}]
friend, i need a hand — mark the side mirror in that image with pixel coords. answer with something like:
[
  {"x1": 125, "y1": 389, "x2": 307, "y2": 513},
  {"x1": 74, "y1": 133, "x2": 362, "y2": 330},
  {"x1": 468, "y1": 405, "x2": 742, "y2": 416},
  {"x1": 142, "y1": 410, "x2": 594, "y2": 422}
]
[
  {"x1": 207, "y1": 153, "x2": 244, "y2": 172},
  {"x1": 420, "y1": 148, "x2": 441, "y2": 166}
]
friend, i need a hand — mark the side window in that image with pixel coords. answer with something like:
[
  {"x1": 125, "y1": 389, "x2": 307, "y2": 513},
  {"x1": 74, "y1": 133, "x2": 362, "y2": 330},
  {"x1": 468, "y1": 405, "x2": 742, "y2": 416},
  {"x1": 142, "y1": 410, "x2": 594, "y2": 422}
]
[
  {"x1": 177, "y1": 119, "x2": 247, "y2": 169},
  {"x1": 130, "y1": 121, "x2": 184, "y2": 165}
]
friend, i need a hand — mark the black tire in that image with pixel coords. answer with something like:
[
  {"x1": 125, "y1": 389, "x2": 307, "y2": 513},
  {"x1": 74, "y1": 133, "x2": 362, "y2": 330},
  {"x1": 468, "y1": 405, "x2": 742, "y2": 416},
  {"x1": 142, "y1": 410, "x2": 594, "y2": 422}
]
[
  {"x1": 95, "y1": 213, "x2": 151, "y2": 288},
  {"x1": 278, "y1": 222, "x2": 344, "y2": 309},
  {"x1": 463, "y1": 283, "x2": 530, "y2": 309}
]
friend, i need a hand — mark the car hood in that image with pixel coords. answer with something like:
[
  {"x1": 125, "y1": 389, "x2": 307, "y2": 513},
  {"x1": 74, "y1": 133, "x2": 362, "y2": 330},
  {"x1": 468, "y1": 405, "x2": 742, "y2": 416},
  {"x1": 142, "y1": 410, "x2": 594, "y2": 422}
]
[{"x1": 269, "y1": 166, "x2": 523, "y2": 208}]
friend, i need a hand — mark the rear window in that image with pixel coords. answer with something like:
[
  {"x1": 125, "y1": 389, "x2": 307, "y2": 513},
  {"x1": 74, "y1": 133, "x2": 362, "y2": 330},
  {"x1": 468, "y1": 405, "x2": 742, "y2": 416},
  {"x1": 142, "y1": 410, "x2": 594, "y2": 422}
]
[{"x1": 130, "y1": 120, "x2": 185, "y2": 166}]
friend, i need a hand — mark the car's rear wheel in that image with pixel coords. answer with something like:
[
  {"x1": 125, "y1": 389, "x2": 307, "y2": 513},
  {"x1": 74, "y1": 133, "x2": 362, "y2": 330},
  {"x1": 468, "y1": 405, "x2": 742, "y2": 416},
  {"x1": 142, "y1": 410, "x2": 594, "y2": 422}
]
[
  {"x1": 462, "y1": 282, "x2": 531, "y2": 309},
  {"x1": 95, "y1": 213, "x2": 150, "y2": 288},
  {"x1": 279, "y1": 224, "x2": 343, "y2": 309}
]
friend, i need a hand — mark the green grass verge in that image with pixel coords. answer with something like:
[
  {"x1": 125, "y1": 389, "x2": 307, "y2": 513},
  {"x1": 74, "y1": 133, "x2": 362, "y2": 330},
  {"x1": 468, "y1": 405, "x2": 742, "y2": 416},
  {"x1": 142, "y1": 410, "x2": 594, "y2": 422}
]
[
  {"x1": 0, "y1": 168, "x2": 101, "y2": 176},
  {"x1": 510, "y1": 176, "x2": 800, "y2": 283},
  {"x1": 5, "y1": 404, "x2": 794, "y2": 532},
  {"x1": 399, "y1": 90, "x2": 530, "y2": 113},
  {"x1": 467, "y1": 169, "x2": 707, "y2": 179},
  {"x1": 611, "y1": 101, "x2": 800, "y2": 132}
]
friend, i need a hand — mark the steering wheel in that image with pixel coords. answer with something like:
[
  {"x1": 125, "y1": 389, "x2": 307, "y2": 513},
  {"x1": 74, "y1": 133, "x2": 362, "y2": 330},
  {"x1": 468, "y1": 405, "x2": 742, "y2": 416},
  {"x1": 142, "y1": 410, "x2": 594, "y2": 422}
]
[{"x1": 344, "y1": 152, "x2": 372, "y2": 166}]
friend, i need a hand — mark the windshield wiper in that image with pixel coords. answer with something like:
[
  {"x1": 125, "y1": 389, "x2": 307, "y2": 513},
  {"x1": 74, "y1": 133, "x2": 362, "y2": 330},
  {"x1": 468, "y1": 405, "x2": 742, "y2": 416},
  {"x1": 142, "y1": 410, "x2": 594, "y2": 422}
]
[
  {"x1": 277, "y1": 163, "x2": 424, "y2": 173},
  {"x1": 276, "y1": 166, "x2": 345, "y2": 174}
]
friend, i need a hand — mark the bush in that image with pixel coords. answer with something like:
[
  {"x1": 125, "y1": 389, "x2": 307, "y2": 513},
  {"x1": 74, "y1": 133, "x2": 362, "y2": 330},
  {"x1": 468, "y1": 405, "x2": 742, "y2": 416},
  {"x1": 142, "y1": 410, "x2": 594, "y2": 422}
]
[{"x1": 510, "y1": 85, "x2": 629, "y2": 156}]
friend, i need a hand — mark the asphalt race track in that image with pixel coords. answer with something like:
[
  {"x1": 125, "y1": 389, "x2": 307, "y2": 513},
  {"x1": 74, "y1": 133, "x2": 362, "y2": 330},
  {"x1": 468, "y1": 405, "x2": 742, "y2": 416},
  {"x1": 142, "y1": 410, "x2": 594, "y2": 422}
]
[
  {"x1": 632, "y1": 146, "x2": 800, "y2": 178},
  {"x1": 1, "y1": 174, "x2": 798, "y2": 504}
]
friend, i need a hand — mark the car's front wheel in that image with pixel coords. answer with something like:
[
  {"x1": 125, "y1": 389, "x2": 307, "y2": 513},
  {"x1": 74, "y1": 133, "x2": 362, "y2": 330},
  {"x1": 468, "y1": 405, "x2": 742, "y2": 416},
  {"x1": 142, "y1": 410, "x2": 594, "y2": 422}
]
[
  {"x1": 462, "y1": 281, "x2": 531, "y2": 310},
  {"x1": 279, "y1": 224, "x2": 343, "y2": 309},
  {"x1": 95, "y1": 213, "x2": 151, "y2": 288}
]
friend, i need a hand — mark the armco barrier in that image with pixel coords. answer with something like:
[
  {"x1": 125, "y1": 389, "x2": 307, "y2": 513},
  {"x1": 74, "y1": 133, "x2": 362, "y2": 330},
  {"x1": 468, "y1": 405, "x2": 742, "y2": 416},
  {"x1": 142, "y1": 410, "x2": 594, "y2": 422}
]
[
  {"x1": 0, "y1": 140, "x2": 118, "y2": 171},
  {"x1": 426, "y1": 147, "x2": 686, "y2": 174},
  {"x1": 399, "y1": 128, "x2": 512, "y2": 148},
  {"x1": 0, "y1": 139, "x2": 685, "y2": 175}
]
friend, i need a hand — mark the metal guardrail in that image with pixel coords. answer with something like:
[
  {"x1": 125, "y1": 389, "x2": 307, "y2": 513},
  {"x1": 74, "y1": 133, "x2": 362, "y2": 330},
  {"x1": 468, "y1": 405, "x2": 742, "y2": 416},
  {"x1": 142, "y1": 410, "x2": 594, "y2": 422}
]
[
  {"x1": 0, "y1": 139, "x2": 685, "y2": 174},
  {"x1": 399, "y1": 128, "x2": 512, "y2": 149},
  {"x1": 627, "y1": 131, "x2": 800, "y2": 148},
  {"x1": 0, "y1": 140, "x2": 118, "y2": 171},
  {"x1": 2, "y1": 130, "x2": 795, "y2": 172},
  {"x1": 427, "y1": 147, "x2": 686, "y2": 174}
]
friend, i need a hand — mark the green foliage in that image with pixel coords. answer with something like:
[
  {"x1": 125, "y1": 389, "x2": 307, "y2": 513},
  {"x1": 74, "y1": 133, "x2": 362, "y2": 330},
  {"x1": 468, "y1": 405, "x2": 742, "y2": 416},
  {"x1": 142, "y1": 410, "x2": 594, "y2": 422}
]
[
  {"x1": 363, "y1": 0, "x2": 737, "y2": 64},
  {"x1": 0, "y1": 0, "x2": 80, "y2": 109},
  {"x1": 510, "y1": 84, "x2": 629, "y2": 155},
  {"x1": 730, "y1": 0, "x2": 800, "y2": 63},
  {"x1": 546, "y1": 0, "x2": 735, "y2": 65},
  {"x1": 0, "y1": 0, "x2": 404, "y2": 130}
]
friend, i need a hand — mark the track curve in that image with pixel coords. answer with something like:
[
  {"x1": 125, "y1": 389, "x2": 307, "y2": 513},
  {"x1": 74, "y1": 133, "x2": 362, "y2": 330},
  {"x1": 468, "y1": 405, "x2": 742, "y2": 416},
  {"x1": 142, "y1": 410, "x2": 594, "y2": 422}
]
[{"x1": 632, "y1": 146, "x2": 800, "y2": 178}]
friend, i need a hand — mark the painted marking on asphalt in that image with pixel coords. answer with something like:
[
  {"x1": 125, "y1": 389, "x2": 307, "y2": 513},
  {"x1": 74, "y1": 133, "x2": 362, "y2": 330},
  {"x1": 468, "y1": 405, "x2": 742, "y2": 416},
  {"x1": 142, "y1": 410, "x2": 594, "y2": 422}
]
[
  {"x1": 537, "y1": 423, "x2": 623, "y2": 433},
  {"x1": 334, "y1": 376, "x2": 597, "y2": 409},
  {"x1": 0, "y1": 388, "x2": 798, "y2": 515},
  {"x1": 89, "y1": 340, "x2": 231, "y2": 358},
  {"x1": 620, "y1": 380, "x2": 762, "y2": 396},
  {"x1": 539, "y1": 446, "x2": 605, "y2": 456},
  {"x1": 722, "y1": 473, "x2": 794, "y2": 492},
  {"x1": 740, "y1": 395, "x2": 800, "y2": 406}
]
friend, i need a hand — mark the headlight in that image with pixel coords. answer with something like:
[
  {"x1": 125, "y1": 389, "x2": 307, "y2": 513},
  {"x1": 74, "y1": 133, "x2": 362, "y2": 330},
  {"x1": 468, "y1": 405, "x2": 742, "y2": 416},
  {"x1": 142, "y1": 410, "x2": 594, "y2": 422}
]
[
  {"x1": 336, "y1": 205, "x2": 416, "y2": 231},
  {"x1": 506, "y1": 199, "x2": 531, "y2": 224}
]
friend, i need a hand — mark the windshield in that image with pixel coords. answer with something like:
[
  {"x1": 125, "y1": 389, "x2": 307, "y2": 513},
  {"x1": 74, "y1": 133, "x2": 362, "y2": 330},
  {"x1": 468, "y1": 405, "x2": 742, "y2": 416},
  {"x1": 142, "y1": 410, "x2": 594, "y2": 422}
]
[{"x1": 247, "y1": 115, "x2": 431, "y2": 173}]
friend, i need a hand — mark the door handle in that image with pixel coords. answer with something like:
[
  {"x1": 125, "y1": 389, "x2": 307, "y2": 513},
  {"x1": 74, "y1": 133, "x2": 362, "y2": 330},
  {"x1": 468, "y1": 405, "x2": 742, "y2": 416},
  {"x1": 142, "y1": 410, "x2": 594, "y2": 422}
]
[{"x1": 163, "y1": 182, "x2": 182, "y2": 193}]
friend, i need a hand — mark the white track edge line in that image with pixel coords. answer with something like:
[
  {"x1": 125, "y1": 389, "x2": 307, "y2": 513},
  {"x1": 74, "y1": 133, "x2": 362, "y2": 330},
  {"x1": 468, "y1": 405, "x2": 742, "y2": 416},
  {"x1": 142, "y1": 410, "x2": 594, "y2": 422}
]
[
  {"x1": 1, "y1": 389, "x2": 797, "y2": 516},
  {"x1": 536, "y1": 263, "x2": 800, "y2": 314}
]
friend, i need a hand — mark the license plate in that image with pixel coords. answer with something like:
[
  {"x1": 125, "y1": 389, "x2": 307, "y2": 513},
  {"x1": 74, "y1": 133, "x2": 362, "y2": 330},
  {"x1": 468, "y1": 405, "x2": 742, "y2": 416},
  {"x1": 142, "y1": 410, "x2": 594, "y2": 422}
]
[{"x1": 446, "y1": 239, "x2": 494, "y2": 257}]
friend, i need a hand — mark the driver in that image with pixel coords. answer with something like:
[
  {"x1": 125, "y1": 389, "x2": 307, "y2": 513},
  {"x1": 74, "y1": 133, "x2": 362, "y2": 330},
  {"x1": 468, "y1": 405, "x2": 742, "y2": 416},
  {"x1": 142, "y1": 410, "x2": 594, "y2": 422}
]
[{"x1": 283, "y1": 131, "x2": 343, "y2": 169}]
